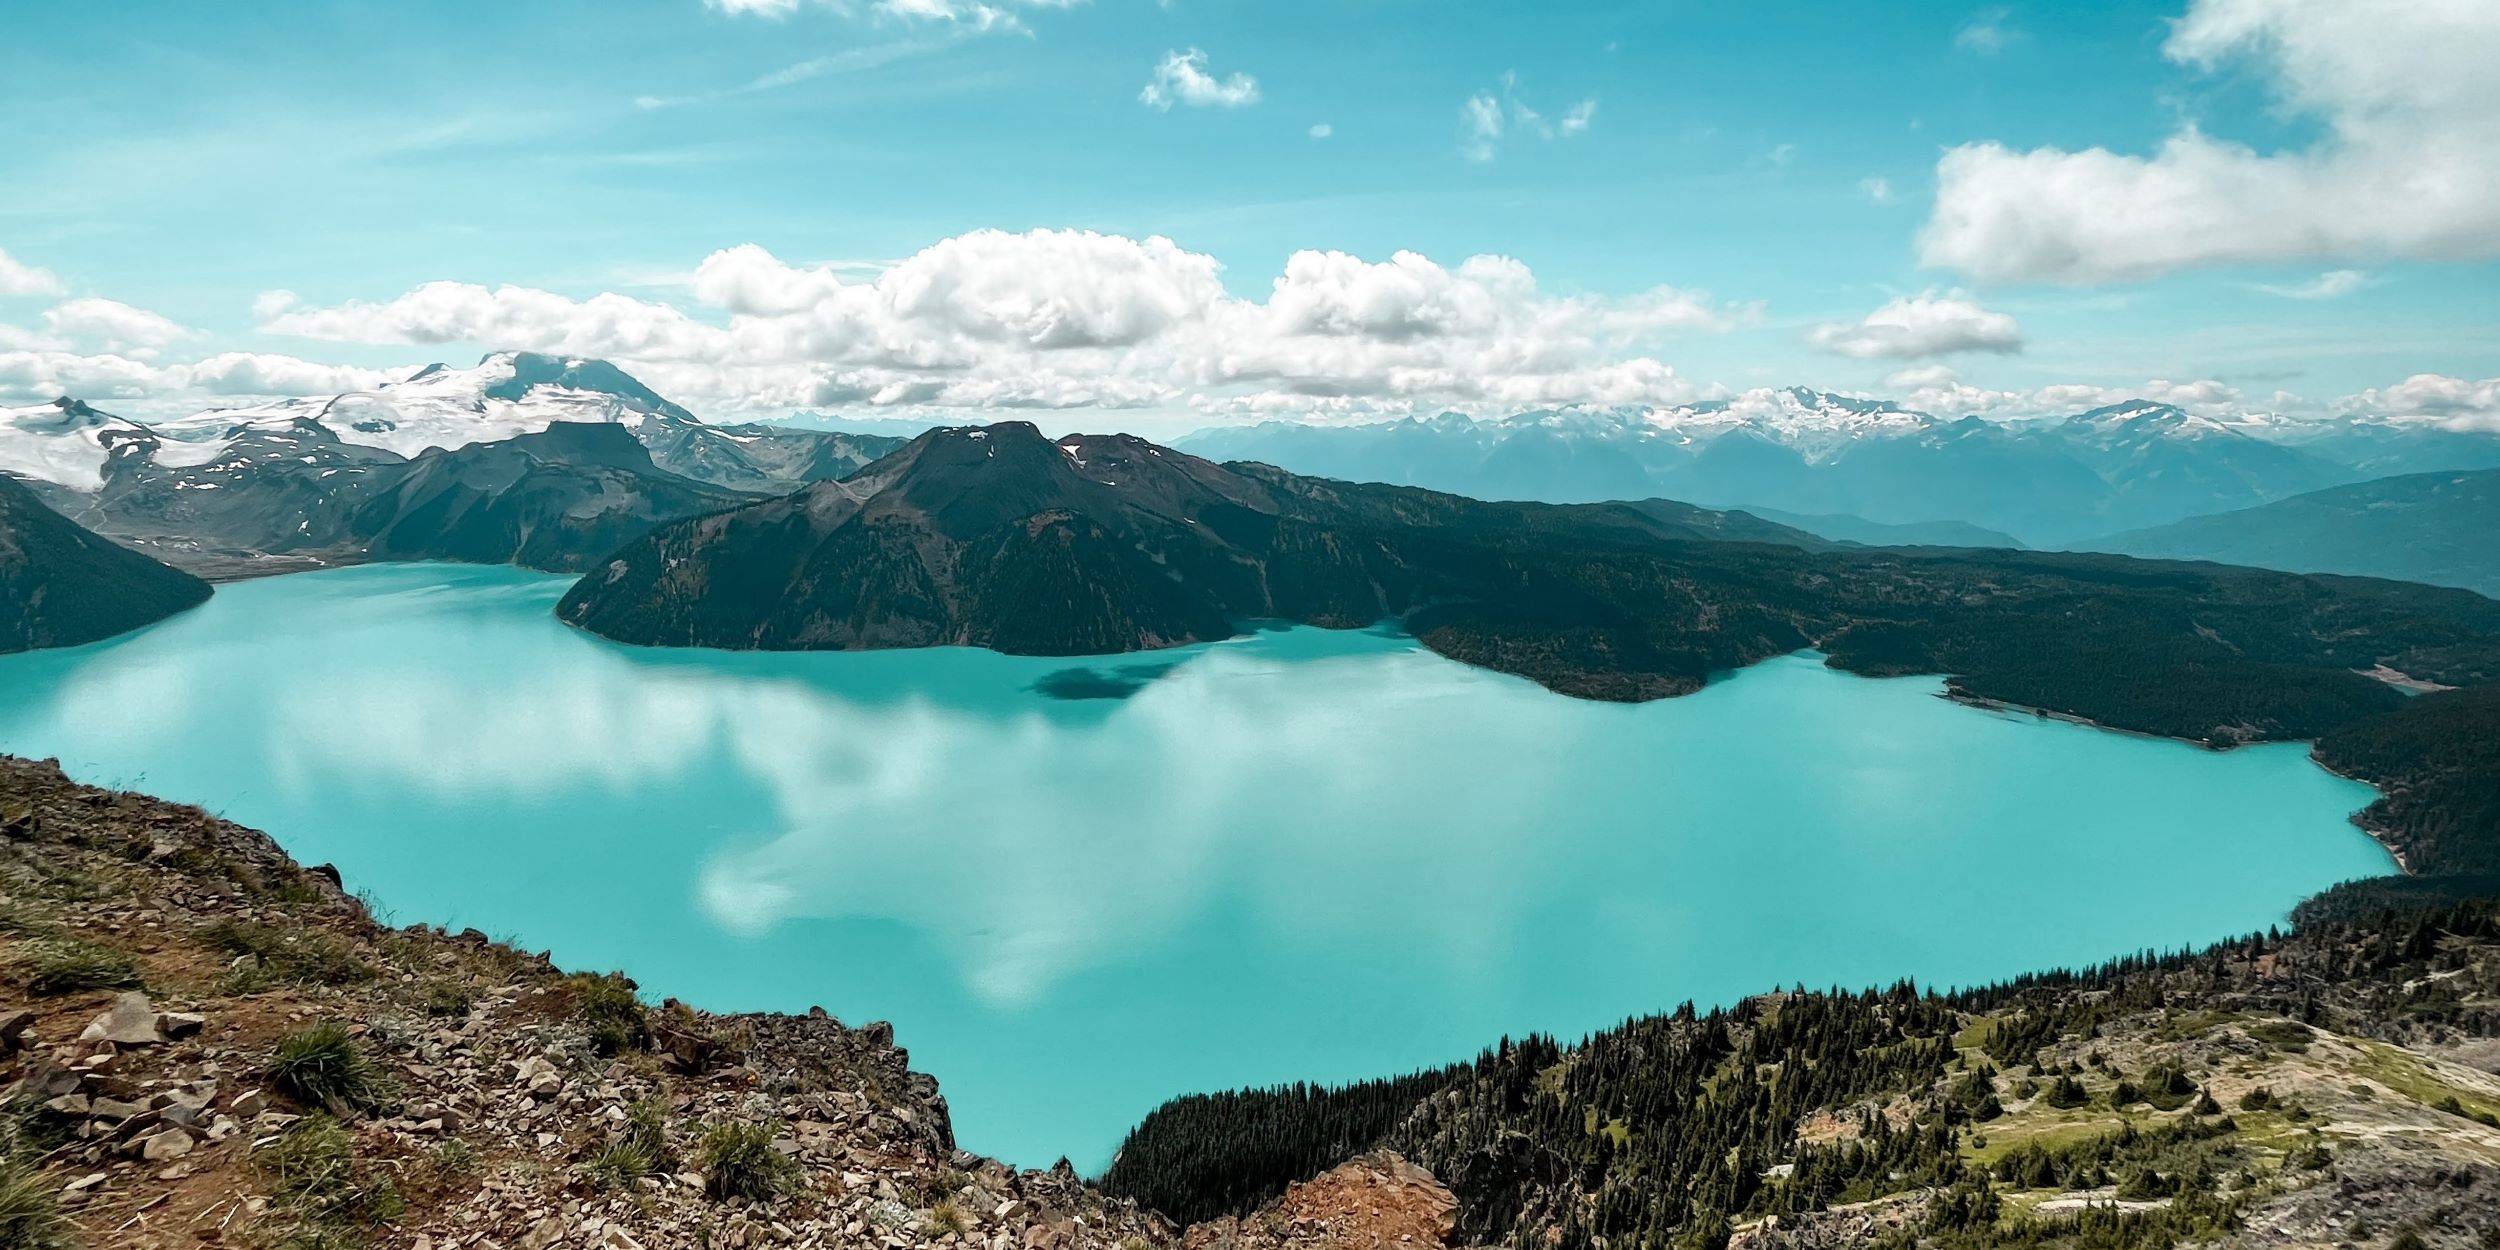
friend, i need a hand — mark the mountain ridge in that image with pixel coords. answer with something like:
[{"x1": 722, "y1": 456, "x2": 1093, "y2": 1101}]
[
  {"x1": 0, "y1": 473, "x2": 211, "y2": 652},
  {"x1": 2090, "y1": 468, "x2": 2500, "y2": 598}
]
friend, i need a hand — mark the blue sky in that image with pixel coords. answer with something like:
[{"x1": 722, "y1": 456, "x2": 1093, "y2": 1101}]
[{"x1": 2, "y1": 0, "x2": 2495, "y2": 432}]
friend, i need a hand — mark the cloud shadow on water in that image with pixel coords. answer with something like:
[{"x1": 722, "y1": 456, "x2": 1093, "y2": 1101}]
[{"x1": 1032, "y1": 661, "x2": 1182, "y2": 701}]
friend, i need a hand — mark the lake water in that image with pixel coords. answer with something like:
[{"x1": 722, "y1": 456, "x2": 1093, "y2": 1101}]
[{"x1": 0, "y1": 563, "x2": 2392, "y2": 1168}]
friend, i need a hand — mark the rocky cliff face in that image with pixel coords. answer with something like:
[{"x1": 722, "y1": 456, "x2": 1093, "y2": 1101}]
[{"x1": 0, "y1": 473, "x2": 210, "y2": 653}]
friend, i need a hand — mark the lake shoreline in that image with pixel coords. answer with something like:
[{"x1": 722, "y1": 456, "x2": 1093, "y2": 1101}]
[{"x1": 0, "y1": 563, "x2": 2401, "y2": 1166}]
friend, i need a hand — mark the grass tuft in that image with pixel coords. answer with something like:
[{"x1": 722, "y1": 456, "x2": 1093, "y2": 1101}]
[
  {"x1": 258, "y1": 1114, "x2": 404, "y2": 1237},
  {"x1": 23, "y1": 940, "x2": 140, "y2": 996},
  {"x1": 0, "y1": 1157, "x2": 70, "y2": 1250},
  {"x1": 926, "y1": 1198, "x2": 970, "y2": 1237},
  {"x1": 267, "y1": 1023, "x2": 391, "y2": 1115},
  {"x1": 699, "y1": 1119, "x2": 801, "y2": 1203},
  {"x1": 204, "y1": 920, "x2": 371, "y2": 991}
]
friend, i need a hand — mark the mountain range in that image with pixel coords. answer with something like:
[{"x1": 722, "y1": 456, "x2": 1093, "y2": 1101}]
[
  {"x1": 1175, "y1": 390, "x2": 2500, "y2": 546},
  {"x1": 1, "y1": 353, "x2": 904, "y2": 575}
]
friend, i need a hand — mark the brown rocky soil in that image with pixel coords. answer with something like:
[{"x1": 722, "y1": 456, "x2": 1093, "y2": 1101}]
[{"x1": 1183, "y1": 1153, "x2": 1459, "y2": 1250}]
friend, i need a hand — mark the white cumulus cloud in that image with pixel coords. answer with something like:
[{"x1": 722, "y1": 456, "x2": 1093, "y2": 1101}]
[
  {"x1": 177, "y1": 352, "x2": 400, "y2": 397},
  {"x1": 1808, "y1": 293, "x2": 2022, "y2": 359},
  {"x1": 0, "y1": 248, "x2": 66, "y2": 299},
  {"x1": 1921, "y1": 0, "x2": 2500, "y2": 284},
  {"x1": 40, "y1": 298, "x2": 194, "y2": 357},
  {"x1": 1140, "y1": 48, "x2": 1260, "y2": 110},
  {"x1": 2342, "y1": 373, "x2": 2500, "y2": 428},
  {"x1": 255, "y1": 229, "x2": 1740, "y2": 418}
]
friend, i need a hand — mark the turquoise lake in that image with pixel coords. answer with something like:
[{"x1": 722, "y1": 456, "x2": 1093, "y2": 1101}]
[{"x1": 0, "y1": 563, "x2": 2393, "y2": 1168}]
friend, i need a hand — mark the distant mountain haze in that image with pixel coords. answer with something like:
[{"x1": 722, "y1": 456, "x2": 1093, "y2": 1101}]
[
  {"x1": 2090, "y1": 469, "x2": 2500, "y2": 598},
  {"x1": 1727, "y1": 507, "x2": 2025, "y2": 549},
  {"x1": 1176, "y1": 390, "x2": 2493, "y2": 546}
]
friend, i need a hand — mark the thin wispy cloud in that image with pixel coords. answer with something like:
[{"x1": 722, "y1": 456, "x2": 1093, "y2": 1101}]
[
  {"x1": 1461, "y1": 72, "x2": 1595, "y2": 161},
  {"x1": 2257, "y1": 269, "x2": 2369, "y2": 300},
  {"x1": 703, "y1": 0, "x2": 1062, "y2": 32},
  {"x1": 636, "y1": 38, "x2": 947, "y2": 110},
  {"x1": 1955, "y1": 7, "x2": 2017, "y2": 54}
]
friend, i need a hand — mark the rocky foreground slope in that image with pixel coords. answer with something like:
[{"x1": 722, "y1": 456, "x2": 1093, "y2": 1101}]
[{"x1": 0, "y1": 755, "x2": 1458, "y2": 1250}]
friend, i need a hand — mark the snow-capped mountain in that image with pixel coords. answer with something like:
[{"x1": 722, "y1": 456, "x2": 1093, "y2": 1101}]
[
  {"x1": 2, "y1": 352, "x2": 905, "y2": 501},
  {"x1": 1179, "y1": 391, "x2": 2499, "y2": 544},
  {"x1": 0, "y1": 397, "x2": 162, "y2": 489},
  {"x1": 150, "y1": 351, "x2": 704, "y2": 466},
  {"x1": 0, "y1": 354, "x2": 908, "y2": 575},
  {"x1": 1646, "y1": 387, "x2": 1942, "y2": 458}
]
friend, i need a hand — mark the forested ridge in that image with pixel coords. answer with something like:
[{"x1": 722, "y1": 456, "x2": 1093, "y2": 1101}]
[
  {"x1": 571, "y1": 422, "x2": 2500, "y2": 747},
  {"x1": 1104, "y1": 899, "x2": 2500, "y2": 1248}
]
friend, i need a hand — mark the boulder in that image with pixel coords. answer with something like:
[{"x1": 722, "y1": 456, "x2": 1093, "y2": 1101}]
[
  {"x1": 78, "y1": 992, "x2": 163, "y2": 1046},
  {"x1": 139, "y1": 1127, "x2": 194, "y2": 1162},
  {"x1": 0, "y1": 1008, "x2": 35, "y2": 1054}
]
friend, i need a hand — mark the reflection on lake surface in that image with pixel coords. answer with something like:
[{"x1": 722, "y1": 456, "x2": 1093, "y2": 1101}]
[{"x1": 0, "y1": 563, "x2": 2392, "y2": 1167}]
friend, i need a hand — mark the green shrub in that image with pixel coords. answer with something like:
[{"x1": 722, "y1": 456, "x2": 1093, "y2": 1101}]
[
  {"x1": 926, "y1": 1199, "x2": 969, "y2": 1237},
  {"x1": 699, "y1": 1119, "x2": 801, "y2": 1202},
  {"x1": 571, "y1": 973, "x2": 650, "y2": 1057},
  {"x1": 2237, "y1": 1086, "x2": 2275, "y2": 1111},
  {"x1": 268, "y1": 1024, "x2": 390, "y2": 1114},
  {"x1": 2042, "y1": 1074, "x2": 2090, "y2": 1109},
  {"x1": 421, "y1": 981, "x2": 473, "y2": 1019},
  {"x1": 0, "y1": 1157, "x2": 69, "y2": 1250},
  {"x1": 584, "y1": 1098, "x2": 677, "y2": 1190},
  {"x1": 24, "y1": 940, "x2": 140, "y2": 995}
]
